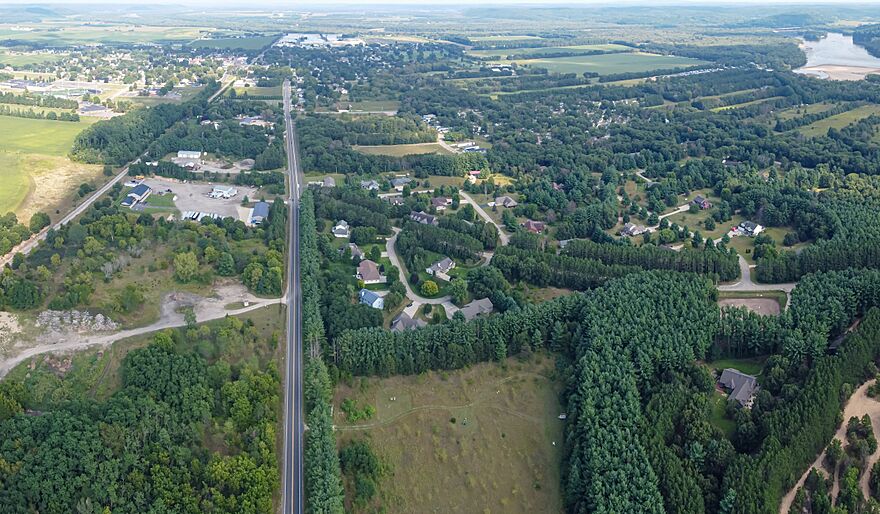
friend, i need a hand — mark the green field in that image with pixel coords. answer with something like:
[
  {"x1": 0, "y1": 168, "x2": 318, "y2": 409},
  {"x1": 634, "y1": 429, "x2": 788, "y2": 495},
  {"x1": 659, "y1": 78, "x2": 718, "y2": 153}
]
[
  {"x1": 497, "y1": 52, "x2": 708, "y2": 75},
  {"x1": 353, "y1": 143, "x2": 452, "y2": 157},
  {"x1": 798, "y1": 104, "x2": 880, "y2": 138},
  {"x1": 469, "y1": 35, "x2": 543, "y2": 42},
  {"x1": 775, "y1": 102, "x2": 837, "y2": 122},
  {"x1": 189, "y1": 35, "x2": 277, "y2": 50},
  {"x1": 0, "y1": 115, "x2": 98, "y2": 214},
  {"x1": 467, "y1": 43, "x2": 633, "y2": 59},
  {"x1": 706, "y1": 356, "x2": 768, "y2": 377},
  {"x1": 0, "y1": 22, "x2": 207, "y2": 45},
  {"x1": 334, "y1": 353, "x2": 563, "y2": 513},
  {"x1": 711, "y1": 96, "x2": 785, "y2": 112},
  {"x1": 230, "y1": 85, "x2": 282, "y2": 97},
  {"x1": 0, "y1": 49, "x2": 65, "y2": 67}
]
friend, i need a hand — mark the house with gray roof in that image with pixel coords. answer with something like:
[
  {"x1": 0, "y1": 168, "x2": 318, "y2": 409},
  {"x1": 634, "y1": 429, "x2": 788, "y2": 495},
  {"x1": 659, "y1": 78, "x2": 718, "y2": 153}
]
[
  {"x1": 359, "y1": 289, "x2": 384, "y2": 309},
  {"x1": 460, "y1": 298, "x2": 494, "y2": 321},
  {"x1": 426, "y1": 257, "x2": 455, "y2": 281},
  {"x1": 719, "y1": 368, "x2": 759, "y2": 408},
  {"x1": 391, "y1": 313, "x2": 427, "y2": 332}
]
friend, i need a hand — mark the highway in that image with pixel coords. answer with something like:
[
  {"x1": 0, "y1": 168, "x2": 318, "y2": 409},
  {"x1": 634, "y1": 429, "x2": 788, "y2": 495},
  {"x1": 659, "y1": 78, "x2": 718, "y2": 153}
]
[{"x1": 281, "y1": 79, "x2": 305, "y2": 514}]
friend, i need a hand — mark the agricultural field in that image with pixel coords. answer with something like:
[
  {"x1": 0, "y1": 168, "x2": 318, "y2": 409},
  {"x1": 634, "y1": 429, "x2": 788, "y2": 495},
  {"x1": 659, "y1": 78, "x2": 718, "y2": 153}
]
[
  {"x1": 798, "y1": 104, "x2": 880, "y2": 137},
  {"x1": 334, "y1": 353, "x2": 564, "y2": 514},
  {"x1": 0, "y1": 115, "x2": 103, "y2": 218},
  {"x1": 230, "y1": 85, "x2": 283, "y2": 97},
  {"x1": 469, "y1": 35, "x2": 544, "y2": 42},
  {"x1": 188, "y1": 35, "x2": 278, "y2": 50},
  {"x1": 0, "y1": 49, "x2": 65, "y2": 67},
  {"x1": 353, "y1": 143, "x2": 452, "y2": 157},
  {"x1": 467, "y1": 43, "x2": 634, "y2": 59},
  {"x1": 495, "y1": 52, "x2": 708, "y2": 75},
  {"x1": 0, "y1": 22, "x2": 208, "y2": 46}
]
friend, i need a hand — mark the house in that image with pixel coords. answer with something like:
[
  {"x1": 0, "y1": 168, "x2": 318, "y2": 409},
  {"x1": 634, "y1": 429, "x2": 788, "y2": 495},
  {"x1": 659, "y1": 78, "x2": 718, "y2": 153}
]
[
  {"x1": 249, "y1": 202, "x2": 270, "y2": 225},
  {"x1": 121, "y1": 183, "x2": 152, "y2": 209},
  {"x1": 356, "y1": 259, "x2": 386, "y2": 284},
  {"x1": 210, "y1": 185, "x2": 237, "y2": 199},
  {"x1": 410, "y1": 211, "x2": 438, "y2": 226},
  {"x1": 323, "y1": 176, "x2": 336, "y2": 188},
  {"x1": 426, "y1": 257, "x2": 455, "y2": 281},
  {"x1": 343, "y1": 243, "x2": 364, "y2": 260},
  {"x1": 390, "y1": 313, "x2": 427, "y2": 332},
  {"x1": 387, "y1": 196, "x2": 405, "y2": 206},
  {"x1": 718, "y1": 368, "x2": 759, "y2": 408},
  {"x1": 738, "y1": 221, "x2": 764, "y2": 237},
  {"x1": 238, "y1": 116, "x2": 274, "y2": 128},
  {"x1": 495, "y1": 195, "x2": 518, "y2": 208},
  {"x1": 360, "y1": 180, "x2": 380, "y2": 191},
  {"x1": 177, "y1": 150, "x2": 202, "y2": 160},
  {"x1": 692, "y1": 195, "x2": 712, "y2": 210},
  {"x1": 431, "y1": 197, "x2": 451, "y2": 211},
  {"x1": 620, "y1": 222, "x2": 649, "y2": 237},
  {"x1": 359, "y1": 289, "x2": 384, "y2": 310},
  {"x1": 390, "y1": 177, "x2": 412, "y2": 191},
  {"x1": 522, "y1": 220, "x2": 545, "y2": 234},
  {"x1": 460, "y1": 298, "x2": 494, "y2": 321},
  {"x1": 332, "y1": 220, "x2": 350, "y2": 238}
]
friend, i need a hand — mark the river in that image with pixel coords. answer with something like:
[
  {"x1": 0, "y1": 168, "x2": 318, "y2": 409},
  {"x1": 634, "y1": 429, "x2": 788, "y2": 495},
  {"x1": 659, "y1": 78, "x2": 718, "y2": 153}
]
[{"x1": 795, "y1": 32, "x2": 880, "y2": 80}]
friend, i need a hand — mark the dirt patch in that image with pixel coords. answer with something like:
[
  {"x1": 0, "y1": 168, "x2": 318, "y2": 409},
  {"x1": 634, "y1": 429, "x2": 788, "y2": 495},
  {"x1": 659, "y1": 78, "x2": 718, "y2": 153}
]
[
  {"x1": 16, "y1": 154, "x2": 103, "y2": 222},
  {"x1": 719, "y1": 297, "x2": 781, "y2": 316},
  {"x1": 0, "y1": 312, "x2": 24, "y2": 356}
]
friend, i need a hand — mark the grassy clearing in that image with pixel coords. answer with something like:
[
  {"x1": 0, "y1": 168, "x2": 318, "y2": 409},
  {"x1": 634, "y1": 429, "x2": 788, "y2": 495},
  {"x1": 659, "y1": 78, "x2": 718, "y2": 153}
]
[
  {"x1": 353, "y1": 143, "x2": 452, "y2": 157},
  {"x1": 798, "y1": 104, "x2": 880, "y2": 138},
  {"x1": 334, "y1": 353, "x2": 563, "y2": 513},
  {"x1": 469, "y1": 35, "x2": 543, "y2": 42},
  {"x1": 775, "y1": 102, "x2": 837, "y2": 121},
  {"x1": 230, "y1": 85, "x2": 283, "y2": 97},
  {"x1": 708, "y1": 393, "x2": 736, "y2": 439},
  {"x1": 496, "y1": 52, "x2": 707, "y2": 75},
  {"x1": 706, "y1": 356, "x2": 768, "y2": 376},
  {"x1": 0, "y1": 50, "x2": 65, "y2": 67},
  {"x1": 1, "y1": 115, "x2": 97, "y2": 156},
  {"x1": 710, "y1": 96, "x2": 785, "y2": 112},
  {"x1": 340, "y1": 100, "x2": 400, "y2": 112}
]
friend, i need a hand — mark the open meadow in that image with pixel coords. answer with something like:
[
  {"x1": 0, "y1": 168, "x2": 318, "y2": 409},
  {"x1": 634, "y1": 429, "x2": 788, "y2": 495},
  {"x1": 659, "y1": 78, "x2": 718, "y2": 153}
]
[
  {"x1": 798, "y1": 104, "x2": 880, "y2": 137},
  {"x1": 334, "y1": 353, "x2": 564, "y2": 513},
  {"x1": 493, "y1": 51, "x2": 708, "y2": 75},
  {"x1": 0, "y1": 115, "x2": 102, "y2": 218},
  {"x1": 353, "y1": 142, "x2": 452, "y2": 156}
]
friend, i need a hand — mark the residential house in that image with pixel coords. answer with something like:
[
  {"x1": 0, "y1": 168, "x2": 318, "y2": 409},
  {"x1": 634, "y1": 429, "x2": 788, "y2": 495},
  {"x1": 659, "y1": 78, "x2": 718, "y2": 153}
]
[
  {"x1": 718, "y1": 368, "x2": 759, "y2": 408},
  {"x1": 738, "y1": 221, "x2": 764, "y2": 237},
  {"x1": 426, "y1": 257, "x2": 455, "y2": 281},
  {"x1": 460, "y1": 298, "x2": 494, "y2": 321},
  {"x1": 390, "y1": 177, "x2": 412, "y2": 192},
  {"x1": 495, "y1": 195, "x2": 518, "y2": 208},
  {"x1": 359, "y1": 289, "x2": 384, "y2": 310},
  {"x1": 522, "y1": 220, "x2": 545, "y2": 234},
  {"x1": 249, "y1": 202, "x2": 270, "y2": 225},
  {"x1": 356, "y1": 259, "x2": 386, "y2": 284},
  {"x1": 323, "y1": 176, "x2": 336, "y2": 188},
  {"x1": 410, "y1": 211, "x2": 438, "y2": 226},
  {"x1": 345, "y1": 243, "x2": 365, "y2": 260},
  {"x1": 332, "y1": 220, "x2": 350, "y2": 238},
  {"x1": 360, "y1": 180, "x2": 380, "y2": 191},
  {"x1": 390, "y1": 313, "x2": 427, "y2": 332},
  {"x1": 210, "y1": 185, "x2": 237, "y2": 199},
  {"x1": 121, "y1": 184, "x2": 152, "y2": 209},
  {"x1": 431, "y1": 197, "x2": 451, "y2": 211},
  {"x1": 692, "y1": 195, "x2": 712, "y2": 210},
  {"x1": 387, "y1": 196, "x2": 405, "y2": 206},
  {"x1": 620, "y1": 222, "x2": 648, "y2": 237}
]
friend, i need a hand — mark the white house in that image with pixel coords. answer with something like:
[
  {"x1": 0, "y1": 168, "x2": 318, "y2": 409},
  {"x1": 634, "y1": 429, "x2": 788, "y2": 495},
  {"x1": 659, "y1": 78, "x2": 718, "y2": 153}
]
[{"x1": 332, "y1": 220, "x2": 350, "y2": 238}]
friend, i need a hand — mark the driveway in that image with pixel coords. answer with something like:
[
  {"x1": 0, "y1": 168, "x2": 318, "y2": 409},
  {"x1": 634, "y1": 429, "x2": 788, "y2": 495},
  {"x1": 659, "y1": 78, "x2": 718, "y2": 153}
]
[{"x1": 459, "y1": 190, "x2": 510, "y2": 246}]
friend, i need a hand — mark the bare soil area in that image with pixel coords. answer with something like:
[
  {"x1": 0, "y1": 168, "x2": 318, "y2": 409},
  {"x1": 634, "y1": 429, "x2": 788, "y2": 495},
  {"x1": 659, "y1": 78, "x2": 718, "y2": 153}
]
[
  {"x1": 795, "y1": 65, "x2": 880, "y2": 80},
  {"x1": 718, "y1": 298, "x2": 781, "y2": 316},
  {"x1": 18, "y1": 154, "x2": 103, "y2": 222}
]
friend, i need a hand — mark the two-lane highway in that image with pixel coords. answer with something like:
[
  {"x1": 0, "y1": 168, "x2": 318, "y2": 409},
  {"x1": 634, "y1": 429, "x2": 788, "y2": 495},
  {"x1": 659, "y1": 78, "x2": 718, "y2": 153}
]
[{"x1": 281, "y1": 79, "x2": 305, "y2": 514}]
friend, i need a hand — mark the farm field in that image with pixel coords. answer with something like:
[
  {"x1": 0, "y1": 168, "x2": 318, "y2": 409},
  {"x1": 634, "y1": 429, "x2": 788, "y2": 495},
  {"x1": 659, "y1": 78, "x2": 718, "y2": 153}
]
[
  {"x1": 494, "y1": 52, "x2": 708, "y2": 75},
  {"x1": 0, "y1": 115, "x2": 102, "y2": 217},
  {"x1": 798, "y1": 104, "x2": 880, "y2": 137},
  {"x1": 0, "y1": 49, "x2": 65, "y2": 67},
  {"x1": 467, "y1": 43, "x2": 634, "y2": 59},
  {"x1": 0, "y1": 22, "x2": 207, "y2": 45},
  {"x1": 469, "y1": 35, "x2": 543, "y2": 42},
  {"x1": 334, "y1": 353, "x2": 564, "y2": 514},
  {"x1": 353, "y1": 142, "x2": 452, "y2": 156},
  {"x1": 188, "y1": 35, "x2": 277, "y2": 50}
]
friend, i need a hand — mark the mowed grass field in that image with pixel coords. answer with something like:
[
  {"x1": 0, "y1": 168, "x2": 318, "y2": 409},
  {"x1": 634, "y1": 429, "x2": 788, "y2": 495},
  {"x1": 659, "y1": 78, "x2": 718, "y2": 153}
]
[
  {"x1": 497, "y1": 52, "x2": 708, "y2": 75},
  {"x1": 334, "y1": 353, "x2": 564, "y2": 513},
  {"x1": 0, "y1": 49, "x2": 65, "y2": 67},
  {"x1": 467, "y1": 43, "x2": 633, "y2": 59},
  {"x1": 798, "y1": 104, "x2": 880, "y2": 138},
  {"x1": 0, "y1": 115, "x2": 100, "y2": 215},
  {"x1": 353, "y1": 142, "x2": 452, "y2": 157},
  {"x1": 188, "y1": 35, "x2": 277, "y2": 50}
]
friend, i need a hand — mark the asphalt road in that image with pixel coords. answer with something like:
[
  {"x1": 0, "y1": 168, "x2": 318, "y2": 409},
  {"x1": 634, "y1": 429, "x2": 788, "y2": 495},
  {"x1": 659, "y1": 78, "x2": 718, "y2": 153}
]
[{"x1": 281, "y1": 79, "x2": 305, "y2": 514}]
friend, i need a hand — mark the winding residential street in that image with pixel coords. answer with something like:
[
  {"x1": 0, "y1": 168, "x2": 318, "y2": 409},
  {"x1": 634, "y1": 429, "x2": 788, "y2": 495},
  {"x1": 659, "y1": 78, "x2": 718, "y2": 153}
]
[{"x1": 459, "y1": 190, "x2": 510, "y2": 246}]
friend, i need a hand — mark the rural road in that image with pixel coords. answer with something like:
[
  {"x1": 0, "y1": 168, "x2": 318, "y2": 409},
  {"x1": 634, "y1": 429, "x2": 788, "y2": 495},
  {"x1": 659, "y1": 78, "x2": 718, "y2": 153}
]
[{"x1": 281, "y1": 79, "x2": 305, "y2": 514}]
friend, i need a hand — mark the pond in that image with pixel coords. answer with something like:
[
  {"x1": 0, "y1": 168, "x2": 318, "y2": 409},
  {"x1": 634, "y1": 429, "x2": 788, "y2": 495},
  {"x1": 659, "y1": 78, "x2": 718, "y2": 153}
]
[{"x1": 795, "y1": 32, "x2": 880, "y2": 80}]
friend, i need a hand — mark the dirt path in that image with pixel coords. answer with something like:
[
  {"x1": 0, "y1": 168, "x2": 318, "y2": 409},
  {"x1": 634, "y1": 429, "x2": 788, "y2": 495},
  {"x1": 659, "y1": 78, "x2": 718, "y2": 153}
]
[
  {"x1": 0, "y1": 293, "x2": 284, "y2": 379},
  {"x1": 779, "y1": 379, "x2": 880, "y2": 513}
]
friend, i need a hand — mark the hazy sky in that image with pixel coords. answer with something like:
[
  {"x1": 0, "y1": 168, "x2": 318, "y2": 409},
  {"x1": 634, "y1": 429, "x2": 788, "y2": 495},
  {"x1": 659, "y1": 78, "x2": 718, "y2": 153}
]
[{"x1": 0, "y1": 0, "x2": 875, "y2": 5}]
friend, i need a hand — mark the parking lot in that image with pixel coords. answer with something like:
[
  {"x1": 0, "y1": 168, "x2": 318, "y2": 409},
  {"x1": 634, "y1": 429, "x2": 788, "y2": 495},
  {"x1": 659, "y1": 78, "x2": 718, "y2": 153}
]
[{"x1": 140, "y1": 177, "x2": 259, "y2": 221}]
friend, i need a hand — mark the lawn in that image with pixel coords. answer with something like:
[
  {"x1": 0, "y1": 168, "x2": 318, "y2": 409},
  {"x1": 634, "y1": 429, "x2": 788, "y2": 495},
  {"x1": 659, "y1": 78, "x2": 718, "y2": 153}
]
[
  {"x1": 497, "y1": 52, "x2": 708, "y2": 75},
  {"x1": 230, "y1": 85, "x2": 283, "y2": 97},
  {"x1": 706, "y1": 356, "x2": 768, "y2": 377},
  {"x1": 1, "y1": 115, "x2": 97, "y2": 156},
  {"x1": 798, "y1": 104, "x2": 880, "y2": 138},
  {"x1": 353, "y1": 143, "x2": 452, "y2": 157},
  {"x1": 334, "y1": 353, "x2": 564, "y2": 513},
  {"x1": 708, "y1": 393, "x2": 737, "y2": 440}
]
